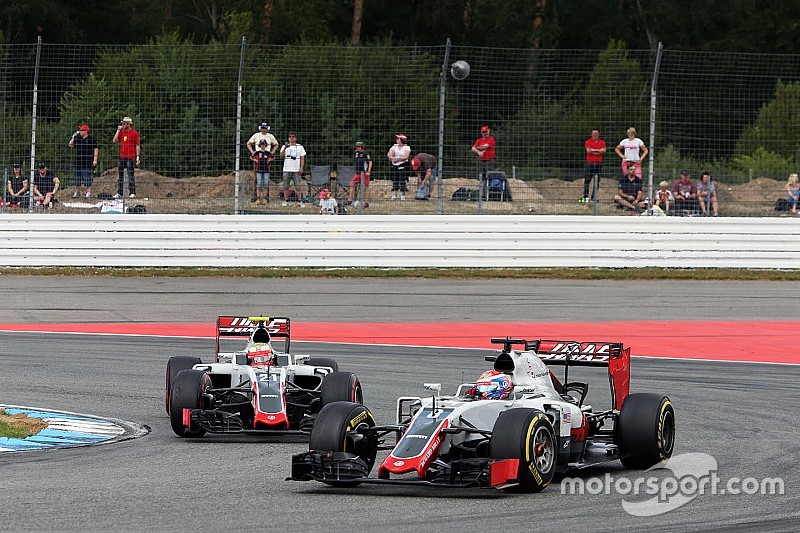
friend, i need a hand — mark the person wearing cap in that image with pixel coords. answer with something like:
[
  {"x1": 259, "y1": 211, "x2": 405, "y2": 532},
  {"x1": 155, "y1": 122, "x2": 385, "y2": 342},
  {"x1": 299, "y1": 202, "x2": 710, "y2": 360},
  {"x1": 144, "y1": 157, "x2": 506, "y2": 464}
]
[
  {"x1": 614, "y1": 127, "x2": 648, "y2": 179},
  {"x1": 68, "y1": 124, "x2": 98, "y2": 198},
  {"x1": 410, "y1": 152, "x2": 437, "y2": 200},
  {"x1": 654, "y1": 180, "x2": 674, "y2": 214},
  {"x1": 614, "y1": 164, "x2": 646, "y2": 211},
  {"x1": 32, "y1": 163, "x2": 60, "y2": 208},
  {"x1": 318, "y1": 188, "x2": 338, "y2": 215},
  {"x1": 6, "y1": 163, "x2": 29, "y2": 207},
  {"x1": 387, "y1": 133, "x2": 411, "y2": 200},
  {"x1": 279, "y1": 132, "x2": 306, "y2": 208},
  {"x1": 349, "y1": 141, "x2": 373, "y2": 208},
  {"x1": 249, "y1": 139, "x2": 274, "y2": 205},
  {"x1": 112, "y1": 116, "x2": 140, "y2": 198},
  {"x1": 673, "y1": 170, "x2": 700, "y2": 214},
  {"x1": 471, "y1": 126, "x2": 496, "y2": 179},
  {"x1": 247, "y1": 123, "x2": 278, "y2": 202}
]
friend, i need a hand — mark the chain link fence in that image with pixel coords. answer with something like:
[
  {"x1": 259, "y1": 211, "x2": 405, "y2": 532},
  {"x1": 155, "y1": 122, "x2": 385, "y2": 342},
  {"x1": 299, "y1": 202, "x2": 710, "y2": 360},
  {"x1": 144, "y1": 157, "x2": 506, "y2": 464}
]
[{"x1": 2, "y1": 38, "x2": 799, "y2": 216}]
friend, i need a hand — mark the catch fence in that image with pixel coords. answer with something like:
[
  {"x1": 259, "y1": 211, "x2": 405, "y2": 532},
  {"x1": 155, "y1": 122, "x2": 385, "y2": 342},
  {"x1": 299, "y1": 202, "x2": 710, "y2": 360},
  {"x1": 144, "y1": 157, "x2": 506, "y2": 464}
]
[{"x1": 1, "y1": 38, "x2": 799, "y2": 216}]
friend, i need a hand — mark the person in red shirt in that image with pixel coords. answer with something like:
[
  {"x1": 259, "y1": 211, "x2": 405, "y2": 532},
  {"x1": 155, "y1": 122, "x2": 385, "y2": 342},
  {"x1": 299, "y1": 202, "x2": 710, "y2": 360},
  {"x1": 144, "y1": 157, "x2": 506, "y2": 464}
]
[
  {"x1": 112, "y1": 116, "x2": 140, "y2": 198},
  {"x1": 471, "y1": 125, "x2": 496, "y2": 179},
  {"x1": 581, "y1": 129, "x2": 606, "y2": 203}
]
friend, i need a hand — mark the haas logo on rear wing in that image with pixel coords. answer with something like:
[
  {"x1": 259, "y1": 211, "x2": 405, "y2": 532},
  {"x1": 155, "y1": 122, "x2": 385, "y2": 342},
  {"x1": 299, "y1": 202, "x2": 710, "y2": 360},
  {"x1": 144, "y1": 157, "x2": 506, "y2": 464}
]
[
  {"x1": 217, "y1": 316, "x2": 290, "y2": 338},
  {"x1": 528, "y1": 340, "x2": 624, "y2": 366}
]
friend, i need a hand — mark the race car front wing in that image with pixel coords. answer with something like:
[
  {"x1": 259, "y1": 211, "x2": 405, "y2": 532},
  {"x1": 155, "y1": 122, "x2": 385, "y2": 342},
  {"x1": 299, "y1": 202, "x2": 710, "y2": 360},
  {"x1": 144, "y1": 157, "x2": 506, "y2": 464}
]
[{"x1": 289, "y1": 451, "x2": 521, "y2": 489}]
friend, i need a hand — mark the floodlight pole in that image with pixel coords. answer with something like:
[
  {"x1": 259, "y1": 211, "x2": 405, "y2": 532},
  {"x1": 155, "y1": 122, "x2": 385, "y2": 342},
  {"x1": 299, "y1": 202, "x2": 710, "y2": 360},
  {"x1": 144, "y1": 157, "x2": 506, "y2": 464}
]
[{"x1": 436, "y1": 38, "x2": 451, "y2": 215}]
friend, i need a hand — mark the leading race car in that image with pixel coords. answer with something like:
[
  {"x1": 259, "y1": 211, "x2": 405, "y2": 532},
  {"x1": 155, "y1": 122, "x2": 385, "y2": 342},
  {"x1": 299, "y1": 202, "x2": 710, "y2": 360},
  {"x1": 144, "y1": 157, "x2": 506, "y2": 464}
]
[
  {"x1": 165, "y1": 316, "x2": 363, "y2": 438},
  {"x1": 290, "y1": 337, "x2": 675, "y2": 492}
]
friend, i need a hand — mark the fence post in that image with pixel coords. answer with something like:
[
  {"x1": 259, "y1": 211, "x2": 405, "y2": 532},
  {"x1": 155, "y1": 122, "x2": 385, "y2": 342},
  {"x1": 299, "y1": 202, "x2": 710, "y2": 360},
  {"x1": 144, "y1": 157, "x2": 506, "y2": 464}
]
[
  {"x1": 28, "y1": 35, "x2": 42, "y2": 213},
  {"x1": 234, "y1": 36, "x2": 247, "y2": 214},
  {"x1": 647, "y1": 42, "x2": 663, "y2": 205},
  {"x1": 436, "y1": 38, "x2": 451, "y2": 215}
]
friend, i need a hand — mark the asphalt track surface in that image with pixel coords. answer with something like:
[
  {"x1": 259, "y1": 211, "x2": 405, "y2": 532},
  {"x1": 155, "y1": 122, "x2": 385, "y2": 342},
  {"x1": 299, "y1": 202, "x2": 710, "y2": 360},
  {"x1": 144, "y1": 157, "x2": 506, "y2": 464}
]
[{"x1": 1, "y1": 277, "x2": 799, "y2": 531}]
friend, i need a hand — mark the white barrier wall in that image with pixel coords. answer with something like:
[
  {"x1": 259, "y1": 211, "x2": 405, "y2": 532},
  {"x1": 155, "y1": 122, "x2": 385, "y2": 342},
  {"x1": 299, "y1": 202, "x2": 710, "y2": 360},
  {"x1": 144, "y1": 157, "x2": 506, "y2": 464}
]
[{"x1": 1, "y1": 214, "x2": 798, "y2": 268}]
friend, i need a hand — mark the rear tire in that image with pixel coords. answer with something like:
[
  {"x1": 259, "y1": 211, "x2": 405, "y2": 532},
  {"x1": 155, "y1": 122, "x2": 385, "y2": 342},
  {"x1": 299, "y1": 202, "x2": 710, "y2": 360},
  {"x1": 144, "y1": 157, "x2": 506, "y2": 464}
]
[
  {"x1": 169, "y1": 369, "x2": 211, "y2": 438},
  {"x1": 489, "y1": 408, "x2": 557, "y2": 492},
  {"x1": 309, "y1": 402, "x2": 377, "y2": 486},
  {"x1": 618, "y1": 393, "x2": 675, "y2": 469},
  {"x1": 165, "y1": 356, "x2": 202, "y2": 413},
  {"x1": 320, "y1": 372, "x2": 362, "y2": 406},
  {"x1": 306, "y1": 357, "x2": 339, "y2": 372}
]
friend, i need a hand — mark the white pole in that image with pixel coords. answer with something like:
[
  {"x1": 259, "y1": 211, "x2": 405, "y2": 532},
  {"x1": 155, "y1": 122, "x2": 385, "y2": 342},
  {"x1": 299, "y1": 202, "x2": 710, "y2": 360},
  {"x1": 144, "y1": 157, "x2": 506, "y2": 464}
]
[
  {"x1": 648, "y1": 42, "x2": 664, "y2": 205},
  {"x1": 436, "y1": 38, "x2": 451, "y2": 215},
  {"x1": 234, "y1": 36, "x2": 247, "y2": 214},
  {"x1": 28, "y1": 35, "x2": 42, "y2": 213}
]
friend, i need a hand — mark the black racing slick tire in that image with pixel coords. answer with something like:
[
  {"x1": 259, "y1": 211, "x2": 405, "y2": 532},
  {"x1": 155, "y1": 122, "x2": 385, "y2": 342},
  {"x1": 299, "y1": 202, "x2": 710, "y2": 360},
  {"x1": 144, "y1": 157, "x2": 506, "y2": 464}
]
[
  {"x1": 618, "y1": 393, "x2": 675, "y2": 469},
  {"x1": 320, "y1": 372, "x2": 363, "y2": 406},
  {"x1": 169, "y1": 369, "x2": 211, "y2": 438},
  {"x1": 165, "y1": 356, "x2": 202, "y2": 413},
  {"x1": 309, "y1": 402, "x2": 378, "y2": 486},
  {"x1": 489, "y1": 408, "x2": 557, "y2": 493},
  {"x1": 306, "y1": 357, "x2": 339, "y2": 372}
]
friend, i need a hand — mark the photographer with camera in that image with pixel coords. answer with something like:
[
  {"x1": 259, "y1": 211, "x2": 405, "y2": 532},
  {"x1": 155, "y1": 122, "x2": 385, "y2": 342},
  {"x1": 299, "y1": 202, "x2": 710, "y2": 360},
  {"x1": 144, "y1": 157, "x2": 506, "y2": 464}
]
[
  {"x1": 279, "y1": 132, "x2": 306, "y2": 208},
  {"x1": 112, "y1": 116, "x2": 140, "y2": 198},
  {"x1": 68, "y1": 124, "x2": 98, "y2": 198}
]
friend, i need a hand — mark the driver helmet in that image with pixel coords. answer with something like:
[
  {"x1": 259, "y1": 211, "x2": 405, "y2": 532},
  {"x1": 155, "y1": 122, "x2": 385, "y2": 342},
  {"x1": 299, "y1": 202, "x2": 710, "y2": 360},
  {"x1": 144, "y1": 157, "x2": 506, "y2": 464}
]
[
  {"x1": 247, "y1": 343, "x2": 275, "y2": 367},
  {"x1": 474, "y1": 370, "x2": 513, "y2": 400}
]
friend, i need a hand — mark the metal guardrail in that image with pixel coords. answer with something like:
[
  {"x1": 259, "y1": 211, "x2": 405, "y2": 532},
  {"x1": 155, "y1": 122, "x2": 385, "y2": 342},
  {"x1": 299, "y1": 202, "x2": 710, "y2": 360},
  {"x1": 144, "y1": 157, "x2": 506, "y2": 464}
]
[{"x1": 1, "y1": 214, "x2": 798, "y2": 268}]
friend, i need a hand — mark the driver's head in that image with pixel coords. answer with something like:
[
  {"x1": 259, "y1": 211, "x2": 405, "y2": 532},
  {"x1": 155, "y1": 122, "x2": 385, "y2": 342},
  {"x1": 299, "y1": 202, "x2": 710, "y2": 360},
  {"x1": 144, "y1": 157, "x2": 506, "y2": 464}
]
[
  {"x1": 474, "y1": 370, "x2": 512, "y2": 400},
  {"x1": 247, "y1": 343, "x2": 275, "y2": 367}
]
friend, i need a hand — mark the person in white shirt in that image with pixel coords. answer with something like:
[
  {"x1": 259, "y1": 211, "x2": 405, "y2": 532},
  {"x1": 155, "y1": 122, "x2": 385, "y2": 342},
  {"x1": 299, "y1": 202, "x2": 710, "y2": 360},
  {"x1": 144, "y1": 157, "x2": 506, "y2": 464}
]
[
  {"x1": 614, "y1": 127, "x2": 648, "y2": 179},
  {"x1": 387, "y1": 133, "x2": 411, "y2": 200},
  {"x1": 280, "y1": 132, "x2": 306, "y2": 207},
  {"x1": 246, "y1": 123, "x2": 278, "y2": 203}
]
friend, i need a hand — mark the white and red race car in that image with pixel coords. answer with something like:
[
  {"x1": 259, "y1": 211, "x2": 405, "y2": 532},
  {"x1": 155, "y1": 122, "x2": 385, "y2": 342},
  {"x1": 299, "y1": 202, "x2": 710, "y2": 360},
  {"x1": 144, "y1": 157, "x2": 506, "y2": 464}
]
[
  {"x1": 291, "y1": 337, "x2": 675, "y2": 492},
  {"x1": 165, "y1": 316, "x2": 363, "y2": 438}
]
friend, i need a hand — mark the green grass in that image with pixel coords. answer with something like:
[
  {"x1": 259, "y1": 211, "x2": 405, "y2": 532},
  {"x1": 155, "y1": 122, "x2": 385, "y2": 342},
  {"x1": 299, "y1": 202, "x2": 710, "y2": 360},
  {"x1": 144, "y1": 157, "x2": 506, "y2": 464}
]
[{"x1": 1, "y1": 267, "x2": 799, "y2": 280}]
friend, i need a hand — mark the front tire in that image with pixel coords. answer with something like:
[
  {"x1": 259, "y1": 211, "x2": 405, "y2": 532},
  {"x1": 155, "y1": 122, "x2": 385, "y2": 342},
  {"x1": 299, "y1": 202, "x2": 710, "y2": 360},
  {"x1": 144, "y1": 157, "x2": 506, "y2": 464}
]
[
  {"x1": 489, "y1": 408, "x2": 557, "y2": 492},
  {"x1": 320, "y1": 372, "x2": 362, "y2": 406},
  {"x1": 165, "y1": 356, "x2": 202, "y2": 413},
  {"x1": 309, "y1": 402, "x2": 377, "y2": 486},
  {"x1": 618, "y1": 393, "x2": 675, "y2": 469},
  {"x1": 169, "y1": 369, "x2": 211, "y2": 438}
]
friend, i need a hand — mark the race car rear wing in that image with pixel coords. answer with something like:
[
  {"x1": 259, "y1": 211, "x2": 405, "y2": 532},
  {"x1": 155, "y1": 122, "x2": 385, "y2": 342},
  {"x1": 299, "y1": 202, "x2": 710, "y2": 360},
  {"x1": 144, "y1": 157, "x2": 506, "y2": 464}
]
[
  {"x1": 216, "y1": 316, "x2": 291, "y2": 360},
  {"x1": 489, "y1": 337, "x2": 630, "y2": 410}
]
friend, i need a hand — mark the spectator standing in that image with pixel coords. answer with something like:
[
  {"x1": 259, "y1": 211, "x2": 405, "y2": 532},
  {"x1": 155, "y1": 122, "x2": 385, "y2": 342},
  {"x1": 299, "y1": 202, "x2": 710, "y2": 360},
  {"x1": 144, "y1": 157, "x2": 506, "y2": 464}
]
[
  {"x1": 280, "y1": 132, "x2": 305, "y2": 208},
  {"x1": 319, "y1": 188, "x2": 338, "y2": 215},
  {"x1": 654, "y1": 180, "x2": 674, "y2": 214},
  {"x1": 33, "y1": 162, "x2": 60, "y2": 208},
  {"x1": 112, "y1": 116, "x2": 140, "y2": 198},
  {"x1": 387, "y1": 133, "x2": 411, "y2": 200},
  {"x1": 6, "y1": 163, "x2": 29, "y2": 207},
  {"x1": 249, "y1": 140, "x2": 273, "y2": 205},
  {"x1": 614, "y1": 127, "x2": 648, "y2": 179},
  {"x1": 350, "y1": 141, "x2": 373, "y2": 208},
  {"x1": 697, "y1": 171, "x2": 719, "y2": 216},
  {"x1": 614, "y1": 164, "x2": 646, "y2": 211},
  {"x1": 785, "y1": 173, "x2": 799, "y2": 215},
  {"x1": 246, "y1": 123, "x2": 278, "y2": 202},
  {"x1": 581, "y1": 129, "x2": 606, "y2": 202},
  {"x1": 673, "y1": 170, "x2": 700, "y2": 214},
  {"x1": 411, "y1": 152, "x2": 437, "y2": 200},
  {"x1": 68, "y1": 124, "x2": 98, "y2": 198},
  {"x1": 471, "y1": 125, "x2": 496, "y2": 178}
]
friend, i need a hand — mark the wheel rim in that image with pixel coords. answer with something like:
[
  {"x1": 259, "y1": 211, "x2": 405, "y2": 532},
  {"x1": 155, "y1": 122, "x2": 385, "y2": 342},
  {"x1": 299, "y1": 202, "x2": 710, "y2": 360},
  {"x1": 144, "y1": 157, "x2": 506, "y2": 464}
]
[
  {"x1": 533, "y1": 426, "x2": 554, "y2": 473},
  {"x1": 661, "y1": 410, "x2": 675, "y2": 455}
]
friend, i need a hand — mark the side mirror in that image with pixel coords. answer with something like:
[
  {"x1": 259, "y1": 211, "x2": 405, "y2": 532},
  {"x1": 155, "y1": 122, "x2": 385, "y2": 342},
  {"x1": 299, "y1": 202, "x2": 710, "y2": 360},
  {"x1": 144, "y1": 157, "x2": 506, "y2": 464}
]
[{"x1": 235, "y1": 352, "x2": 248, "y2": 365}]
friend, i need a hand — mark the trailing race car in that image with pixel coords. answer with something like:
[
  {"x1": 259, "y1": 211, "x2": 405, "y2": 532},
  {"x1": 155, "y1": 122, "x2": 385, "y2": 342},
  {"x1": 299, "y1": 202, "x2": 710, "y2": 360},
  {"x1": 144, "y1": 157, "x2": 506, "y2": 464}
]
[
  {"x1": 165, "y1": 316, "x2": 363, "y2": 438},
  {"x1": 290, "y1": 337, "x2": 675, "y2": 492}
]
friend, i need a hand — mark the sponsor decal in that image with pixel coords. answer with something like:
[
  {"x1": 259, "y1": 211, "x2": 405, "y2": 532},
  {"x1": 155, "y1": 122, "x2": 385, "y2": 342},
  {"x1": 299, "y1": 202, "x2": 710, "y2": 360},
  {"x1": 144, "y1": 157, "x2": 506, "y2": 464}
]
[
  {"x1": 405, "y1": 434, "x2": 428, "y2": 439},
  {"x1": 267, "y1": 415, "x2": 276, "y2": 420},
  {"x1": 393, "y1": 460, "x2": 405, "y2": 467},
  {"x1": 419, "y1": 435, "x2": 441, "y2": 470},
  {"x1": 562, "y1": 411, "x2": 571, "y2": 424}
]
